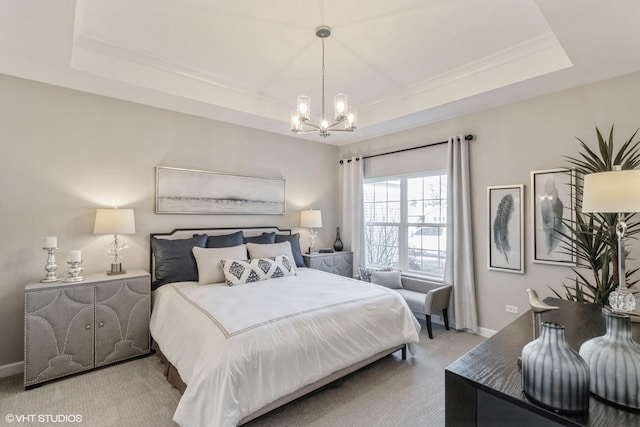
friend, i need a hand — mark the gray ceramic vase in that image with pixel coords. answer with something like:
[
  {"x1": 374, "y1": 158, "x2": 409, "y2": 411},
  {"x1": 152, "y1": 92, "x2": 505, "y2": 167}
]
[
  {"x1": 333, "y1": 227, "x2": 344, "y2": 252},
  {"x1": 579, "y1": 311, "x2": 640, "y2": 410},
  {"x1": 521, "y1": 322, "x2": 590, "y2": 413}
]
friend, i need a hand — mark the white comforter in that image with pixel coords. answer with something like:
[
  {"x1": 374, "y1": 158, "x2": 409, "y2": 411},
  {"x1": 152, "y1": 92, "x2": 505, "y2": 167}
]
[{"x1": 150, "y1": 268, "x2": 421, "y2": 427}]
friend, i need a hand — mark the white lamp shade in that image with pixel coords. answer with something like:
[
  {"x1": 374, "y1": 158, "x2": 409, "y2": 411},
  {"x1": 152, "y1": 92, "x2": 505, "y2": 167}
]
[
  {"x1": 93, "y1": 208, "x2": 136, "y2": 234},
  {"x1": 300, "y1": 209, "x2": 323, "y2": 228},
  {"x1": 582, "y1": 170, "x2": 640, "y2": 213}
]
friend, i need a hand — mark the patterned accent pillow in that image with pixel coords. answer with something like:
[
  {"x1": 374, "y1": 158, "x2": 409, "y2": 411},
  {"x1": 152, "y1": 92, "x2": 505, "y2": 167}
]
[
  {"x1": 220, "y1": 255, "x2": 295, "y2": 286},
  {"x1": 358, "y1": 266, "x2": 394, "y2": 282}
]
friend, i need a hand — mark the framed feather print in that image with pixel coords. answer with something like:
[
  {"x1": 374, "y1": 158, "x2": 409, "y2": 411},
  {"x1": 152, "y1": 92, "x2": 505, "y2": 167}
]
[
  {"x1": 488, "y1": 185, "x2": 524, "y2": 273},
  {"x1": 531, "y1": 169, "x2": 576, "y2": 265}
]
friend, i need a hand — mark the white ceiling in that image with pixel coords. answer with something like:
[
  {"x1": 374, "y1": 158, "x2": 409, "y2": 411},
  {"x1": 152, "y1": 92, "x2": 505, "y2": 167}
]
[{"x1": 1, "y1": 0, "x2": 640, "y2": 146}]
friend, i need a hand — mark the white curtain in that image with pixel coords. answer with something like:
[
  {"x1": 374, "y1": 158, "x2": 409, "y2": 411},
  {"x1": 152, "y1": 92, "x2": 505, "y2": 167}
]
[
  {"x1": 340, "y1": 157, "x2": 365, "y2": 274},
  {"x1": 444, "y1": 136, "x2": 478, "y2": 332}
]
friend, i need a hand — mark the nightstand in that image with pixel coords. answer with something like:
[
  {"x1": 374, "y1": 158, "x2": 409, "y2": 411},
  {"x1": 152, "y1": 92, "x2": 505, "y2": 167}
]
[
  {"x1": 303, "y1": 251, "x2": 353, "y2": 277},
  {"x1": 24, "y1": 270, "x2": 150, "y2": 388}
]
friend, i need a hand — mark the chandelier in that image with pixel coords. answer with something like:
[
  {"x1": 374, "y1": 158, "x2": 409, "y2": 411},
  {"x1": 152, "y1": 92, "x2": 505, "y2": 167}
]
[{"x1": 290, "y1": 26, "x2": 357, "y2": 138}]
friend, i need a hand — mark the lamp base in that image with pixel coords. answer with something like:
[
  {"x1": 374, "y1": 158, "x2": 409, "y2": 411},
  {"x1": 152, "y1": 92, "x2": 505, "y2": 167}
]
[
  {"x1": 106, "y1": 263, "x2": 126, "y2": 276},
  {"x1": 609, "y1": 286, "x2": 636, "y2": 312}
]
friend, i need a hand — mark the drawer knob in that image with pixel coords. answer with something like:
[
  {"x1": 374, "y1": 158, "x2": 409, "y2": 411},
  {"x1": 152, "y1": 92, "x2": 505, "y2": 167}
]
[
  {"x1": 85, "y1": 324, "x2": 91, "y2": 330},
  {"x1": 99, "y1": 322, "x2": 104, "y2": 327}
]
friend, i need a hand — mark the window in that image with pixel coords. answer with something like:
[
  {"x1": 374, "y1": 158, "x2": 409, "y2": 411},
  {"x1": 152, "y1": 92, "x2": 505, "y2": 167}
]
[{"x1": 364, "y1": 172, "x2": 447, "y2": 279}]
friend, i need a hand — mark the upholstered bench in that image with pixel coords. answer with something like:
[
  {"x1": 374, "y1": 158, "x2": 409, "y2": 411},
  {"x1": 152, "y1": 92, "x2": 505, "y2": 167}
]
[{"x1": 362, "y1": 269, "x2": 452, "y2": 339}]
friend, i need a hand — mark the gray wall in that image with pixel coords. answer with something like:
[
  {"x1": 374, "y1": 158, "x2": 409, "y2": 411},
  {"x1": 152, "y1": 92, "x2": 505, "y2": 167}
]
[
  {"x1": 0, "y1": 74, "x2": 340, "y2": 366},
  {"x1": 4, "y1": 69, "x2": 640, "y2": 366},
  {"x1": 340, "y1": 71, "x2": 640, "y2": 334}
]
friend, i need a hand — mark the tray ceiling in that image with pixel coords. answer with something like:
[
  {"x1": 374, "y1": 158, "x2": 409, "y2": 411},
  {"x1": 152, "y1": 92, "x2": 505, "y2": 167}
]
[{"x1": 1, "y1": 0, "x2": 640, "y2": 145}]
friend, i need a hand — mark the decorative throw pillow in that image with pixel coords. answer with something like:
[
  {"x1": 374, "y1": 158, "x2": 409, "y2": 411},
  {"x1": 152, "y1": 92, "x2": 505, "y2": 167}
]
[
  {"x1": 246, "y1": 242, "x2": 297, "y2": 274},
  {"x1": 358, "y1": 266, "x2": 394, "y2": 282},
  {"x1": 370, "y1": 270, "x2": 403, "y2": 289},
  {"x1": 201, "y1": 231, "x2": 244, "y2": 248},
  {"x1": 244, "y1": 232, "x2": 276, "y2": 244},
  {"x1": 192, "y1": 245, "x2": 248, "y2": 285},
  {"x1": 274, "y1": 233, "x2": 305, "y2": 267},
  {"x1": 151, "y1": 234, "x2": 208, "y2": 289},
  {"x1": 220, "y1": 255, "x2": 295, "y2": 286}
]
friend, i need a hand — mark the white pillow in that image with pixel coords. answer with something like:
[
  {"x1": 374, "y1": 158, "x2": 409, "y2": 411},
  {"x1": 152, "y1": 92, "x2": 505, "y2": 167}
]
[
  {"x1": 220, "y1": 255, "x2": 295, "y2": 286},
  {"x1": 192, "y1": 245, "x2": 247, "y2": 285},
  {"x1": 370, "y1": 271, "x2": 403, "y2": 289},
  {"x1": 246, "y1": 241, "x2": 296, "y2": 272}
]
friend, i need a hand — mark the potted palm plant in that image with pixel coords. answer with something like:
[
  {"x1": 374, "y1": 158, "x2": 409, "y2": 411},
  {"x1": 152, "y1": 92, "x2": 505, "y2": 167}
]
[{"x1": 553, "y1": 126, "x2": 640, "y2": 305}]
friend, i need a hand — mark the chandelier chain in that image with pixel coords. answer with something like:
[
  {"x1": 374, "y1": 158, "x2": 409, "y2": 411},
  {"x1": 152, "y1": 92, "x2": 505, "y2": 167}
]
[{"x1": 321, "y1": 37, "x2": 325, "y2": 119}]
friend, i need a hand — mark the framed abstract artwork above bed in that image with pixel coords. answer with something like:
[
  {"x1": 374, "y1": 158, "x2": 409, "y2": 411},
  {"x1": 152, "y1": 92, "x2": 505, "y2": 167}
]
[
  {"x1": 487, "y1": 184, "x2": 524, "y2": 274},
  {"x1": 156, "y1": 166, "x2": 286, "y2": 214},
  {"x1": 531, "y1": 168, "x2": 576, "y2": 266}
]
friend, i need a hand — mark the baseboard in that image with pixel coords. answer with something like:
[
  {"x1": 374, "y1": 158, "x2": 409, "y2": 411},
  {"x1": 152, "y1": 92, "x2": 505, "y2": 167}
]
[
  {"x1": 0, "y1": 361, "x2": 23, "y2": 379},
  {"x1": 415, "y1": 312, "x2": 496, "y2": 338},
  {"x1": 476, "y1": 326, "x2": 497, "y2": 338}
]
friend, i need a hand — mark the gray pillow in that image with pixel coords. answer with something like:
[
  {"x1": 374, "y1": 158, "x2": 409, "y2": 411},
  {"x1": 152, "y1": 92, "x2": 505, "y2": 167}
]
[
  {"x1": 370, "y1": 271, "x2": 403, "y2": 289},
  {"x1": 359, "y1": 267, "x2": 393, "y2": 282},
  {"x1": 274, "y1": 233, "x2": 305, "y2": 267},
  {"x1": 204, "y1": 231, "x2": 244, "y2": 248},
  {"x1": 244, "y1": 232, "x2": 276, "y2": 244},
  {"x1": 151, "y1": 234, "x2": 208, "y2": 290}
]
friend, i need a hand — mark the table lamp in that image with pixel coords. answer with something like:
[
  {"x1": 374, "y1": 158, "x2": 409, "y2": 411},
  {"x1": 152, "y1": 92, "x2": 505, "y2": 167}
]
[
  {"x1": 94, "y1": 208, "x2": 136, "y2": 275},
  {"x1": 300, "y1": 209, "x2": 322, "y2": 254},
  {"x1": 582, "y1": 166, "x2": 640, "y2": 311}
]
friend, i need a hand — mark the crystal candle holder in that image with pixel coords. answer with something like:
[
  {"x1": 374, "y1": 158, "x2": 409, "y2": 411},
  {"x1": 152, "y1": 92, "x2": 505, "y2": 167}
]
[
  {"x1": 41, "y1": 247, "x2": 60, "y2": 283},
  {"x1": 65, "y1": 260, "x2": 84, "y2": 282}
]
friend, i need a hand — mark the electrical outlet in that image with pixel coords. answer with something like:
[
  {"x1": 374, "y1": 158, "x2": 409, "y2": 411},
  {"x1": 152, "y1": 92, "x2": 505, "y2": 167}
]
[{"x1": 506, "y1": 304, "x2": 519, "y2": 314}]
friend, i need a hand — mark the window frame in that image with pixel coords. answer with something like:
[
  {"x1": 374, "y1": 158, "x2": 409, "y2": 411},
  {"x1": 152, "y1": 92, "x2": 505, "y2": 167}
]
[{"x1": 364, "y1": 170, "x2": 447, "y2": 281}]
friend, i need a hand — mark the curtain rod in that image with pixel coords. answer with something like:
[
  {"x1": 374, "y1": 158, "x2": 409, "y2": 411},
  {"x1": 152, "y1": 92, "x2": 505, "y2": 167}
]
[{"x1": 339, "y1": 134, "x2": 474, "y2": 164}]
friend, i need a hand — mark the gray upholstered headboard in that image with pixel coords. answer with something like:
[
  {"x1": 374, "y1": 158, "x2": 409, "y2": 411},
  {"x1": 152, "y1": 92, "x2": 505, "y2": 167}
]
[{"x1": 149, "y1": 226, "x2": 292, "y2": 283}]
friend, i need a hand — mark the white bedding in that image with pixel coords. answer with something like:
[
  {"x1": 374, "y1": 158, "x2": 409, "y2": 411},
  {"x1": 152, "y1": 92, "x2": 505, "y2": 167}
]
[{"x1": 150, "y1": 268, "x2": 421, "y2": 427}]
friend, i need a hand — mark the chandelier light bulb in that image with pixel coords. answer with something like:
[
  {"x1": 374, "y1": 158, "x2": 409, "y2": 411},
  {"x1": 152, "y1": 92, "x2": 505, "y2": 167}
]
[
  {"x1": 320, "y1": 115, "x2": 329, "y2": 130},
  {"x1": 334, "y1": 93, "x2": 348, "y2": 120},
  {"x1": 296, "y1": 95, "x2": 311, "y2": 120},
  {"x1": 346, "y1": 106, "x2": 357, "y2": 130},
  {"x1": 290, "y1": 111, "x2": 301, "y2": 132}
]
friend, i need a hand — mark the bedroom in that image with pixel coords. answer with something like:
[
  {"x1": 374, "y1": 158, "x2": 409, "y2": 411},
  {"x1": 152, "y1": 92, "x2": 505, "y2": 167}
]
[{"x1": 2, "y1": 1, "x2": 640, "y2": 426}]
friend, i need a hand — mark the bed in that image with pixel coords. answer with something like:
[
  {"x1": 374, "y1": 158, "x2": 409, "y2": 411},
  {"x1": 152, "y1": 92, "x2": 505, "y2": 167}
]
[{"x1": 148, "y1": 227, "x2": 421, "y2": 426}]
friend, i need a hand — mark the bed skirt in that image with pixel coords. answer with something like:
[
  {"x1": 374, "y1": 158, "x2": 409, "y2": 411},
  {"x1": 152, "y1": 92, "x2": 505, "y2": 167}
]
[
  {"x1": 156, "y1": 347, "x2": 187, "y2": 394},
  {"x1": 156, "y1": 343, "x2": 406, "y2": 425}
]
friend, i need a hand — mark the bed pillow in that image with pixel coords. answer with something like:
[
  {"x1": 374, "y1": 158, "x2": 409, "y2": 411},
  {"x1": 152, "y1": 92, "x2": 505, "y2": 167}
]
[
  {"x1": 370, "y1": 270, "x2": 403, "y2": 289},
  {"x1": 193, "y1": 245, "x2": 248, "y2": 285},
  {"x1": 274, "y1": 233, "x2": 305, "y2": 268},
  {"x1": 151, "y1": 234, "x2": 208, "y2": 289},
  {"x1": 246, "y1": 242, "x2": 296, "y2": 272},
  {"x1": 220, "y1": 255, "x2": 295, "y2": 286},
  {"x1": 358, "y1": 267, "x2": 394, "y2": 282},
  {"x1": 243, "y1": 232, "x2": 276, "y2": 244},
  {"x1": 202, "y1": 231, "x2": 244, "y2": 248}
]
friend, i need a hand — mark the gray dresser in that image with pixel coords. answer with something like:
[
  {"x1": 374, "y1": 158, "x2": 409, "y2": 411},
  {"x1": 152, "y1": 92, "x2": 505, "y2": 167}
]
[
  {"x1": 303, "y1": 251, "x2": 353, "y2": 277},
  {"x1": 24, "y1": 270, "x2": 150, "y2": 388}
]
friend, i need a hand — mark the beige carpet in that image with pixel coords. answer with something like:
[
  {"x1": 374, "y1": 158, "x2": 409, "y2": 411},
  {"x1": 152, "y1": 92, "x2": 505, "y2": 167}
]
[{"x1": 0, "y1": 322, "x2": 484, "y2": 427}]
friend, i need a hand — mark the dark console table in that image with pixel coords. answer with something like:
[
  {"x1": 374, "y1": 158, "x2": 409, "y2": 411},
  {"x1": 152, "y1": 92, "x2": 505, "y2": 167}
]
[{"x1": 445, "y1": 298, "x2": 640, "y2": 426}]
